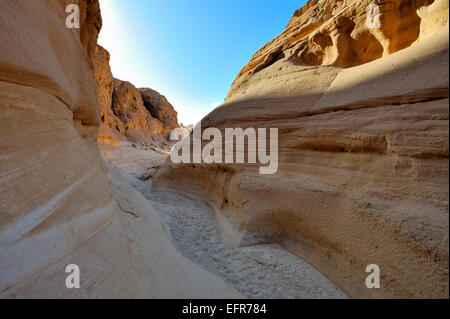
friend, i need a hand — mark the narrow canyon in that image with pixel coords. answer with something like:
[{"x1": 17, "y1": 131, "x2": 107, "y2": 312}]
[{"x1": 0, "y1": 0, "x2": 448, "y2": 298}]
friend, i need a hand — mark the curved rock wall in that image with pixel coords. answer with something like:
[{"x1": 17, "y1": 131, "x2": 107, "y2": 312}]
[
  {"x1": 0, "y1": 0, "x2": 117, "y2": 292},
  {"x1": 0, "y1": 0, "x2": 240, "y2": 298},
  {"x1": 94, "y1": 46, "x2": 179, "y2": 144},
  {"x1": 139, "y1": 88, "x2": 179, "y2": 138},
  {"x1": 153, "y1": 0, "x2": 449, "y2": 298}
]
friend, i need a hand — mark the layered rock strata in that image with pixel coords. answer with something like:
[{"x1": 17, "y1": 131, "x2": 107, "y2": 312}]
[
  {"x1": 153, "y1": 0, "x2": 449, "y2": 298},
  {"x1": 94, "y1": 45, "x2": 126, "y2": 145}
]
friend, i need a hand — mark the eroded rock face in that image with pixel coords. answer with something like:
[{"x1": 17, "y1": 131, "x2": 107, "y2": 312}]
[
  {"x1": 0, "y1": 0, "x2": 117, "y2": 292},
  {"x1": 49, "y1": 0, "x2": 102, "y2": 61},
  {"x1": 112, "y1": 79, "x2": 165, "y2": 143},
  {"x1": 0, "y1": 0, "x2": 240, "y2": 298},
  {"x1": 94, "y1": 45, "x2": 126, "y2": 145},
  {"x1": 153, "y1": 0, "x2": 449, "y2": 298},
  {"x1": 93, "y1": 46, "x2": 179, "y2": 144},
  {"x1": 139, "y1": 88, "x2": 179, "y2": 138},
  {"x1": 227, "y1": 0, "x2": 446, "y2": 100}
]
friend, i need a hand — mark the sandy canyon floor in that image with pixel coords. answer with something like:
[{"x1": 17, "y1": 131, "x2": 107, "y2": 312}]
[{"x1": 100, "y1": 143, "x2": 346, "y2": 298}]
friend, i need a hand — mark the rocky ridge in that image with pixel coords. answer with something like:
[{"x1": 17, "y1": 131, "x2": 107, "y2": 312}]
[
  {"x1": 0, "y1": 0, "x2": 240, "y2": 298},
  {"x1": 1, "y1": 0, "x2": 448, "y2": 299}
]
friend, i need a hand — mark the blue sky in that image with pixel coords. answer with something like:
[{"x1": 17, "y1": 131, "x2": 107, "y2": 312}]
[{"x1": 98, "y1": 0, "x2": 306, "y2": 125}]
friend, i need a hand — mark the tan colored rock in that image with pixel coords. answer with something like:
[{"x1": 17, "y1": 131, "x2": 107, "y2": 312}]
[
  {"x1": 226, "y1": 0, "x2": 444, "y2": 101},
  {"x1": 139, "y1": 88, "x2": 179, "y2": 138},
  {"x1": 0, "y1": 0, "x2": 243, "y2": 298},
  {"x1": 46, "y1": 0, "x2": 102, "y2": 61},
  {"x1": 112, "y1": 79, "x2": 165, "y2": 143},
  {"x1": 0, "y1": 0, "x2": 115, "y2": 292},
  {"x1": 153, "y1": 0, "x2": 449, "y2": 298},
  {"x1": 94, "y1": 45, "x2": 178, "y2": 145},
  {"x1": 416, "y1": 0, "x2": 449, "y2": 42},
  {"x1": 94, "y1": 45, "x2": 125, "y2": 145}
]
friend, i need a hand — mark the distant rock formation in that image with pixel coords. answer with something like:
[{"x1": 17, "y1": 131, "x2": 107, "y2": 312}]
[
  {"x1": 93, "y1": 46, "x2": 179, "y2": 144},
  {"x1": 153, "y1": 0, "x2": 449, "y2": 298}
]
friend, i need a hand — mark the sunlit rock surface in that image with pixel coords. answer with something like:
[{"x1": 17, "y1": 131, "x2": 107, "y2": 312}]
[
  {"x1": 139, "y1": 88, "x2": 179, "y2": 139},
  {"x1": 0, "y1": 0, "x2": 242, "y2": 298},
  {"x1": 94, "y1": 44, "x2": 126, "y2": 145},
  {"x1": 153, "y1": 0, "x2": 449, "y2": 298}
]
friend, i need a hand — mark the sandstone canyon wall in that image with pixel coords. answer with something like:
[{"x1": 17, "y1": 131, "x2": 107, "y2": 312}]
[
  {"x1": 93, "y1": 45, "x2": 179, "y2": 145},
  {"x1": 153, "y1": 0, "x2": 449, "y2": 298},
  {"x1": 0, "y1": 0, "x2": 240, "y2": 298},
  {"x1": 0, "y1": 0, "x2": 115, "y2": 292}
]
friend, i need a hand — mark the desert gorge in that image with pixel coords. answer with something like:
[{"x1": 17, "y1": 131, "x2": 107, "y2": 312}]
[{"x1": 0, "y1": 0, "x2": 448, "y2": 300}]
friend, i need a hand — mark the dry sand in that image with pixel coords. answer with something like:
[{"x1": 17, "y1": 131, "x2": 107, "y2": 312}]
[{"x1": 102, "y1": 144, "x2": 346, "y2": 298}]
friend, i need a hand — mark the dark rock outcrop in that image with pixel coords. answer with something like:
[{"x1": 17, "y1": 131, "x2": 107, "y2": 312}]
[
  {"x1": 94, "y1": 45, "x2": 126, "y2": 144},
  {"x1": 111, "y1": 79, "x2": 165, "y2": 143}
]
